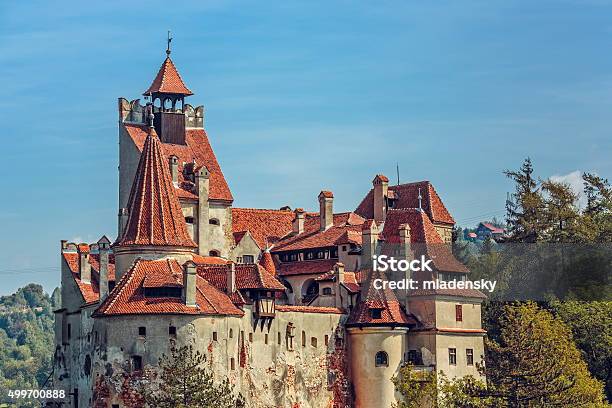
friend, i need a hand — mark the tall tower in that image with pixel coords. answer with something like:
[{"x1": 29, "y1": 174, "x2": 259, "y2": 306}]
[{"x1": 346, "y1": 269, "x2": 416, "y2": 408}]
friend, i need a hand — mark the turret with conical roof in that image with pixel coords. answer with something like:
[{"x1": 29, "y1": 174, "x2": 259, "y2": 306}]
[{"x1": 113, "y1": 122, "x2": 197, "y2": 278}]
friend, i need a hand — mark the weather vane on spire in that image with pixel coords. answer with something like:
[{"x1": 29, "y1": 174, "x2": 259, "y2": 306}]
[{"x1": 166, "y1": 30, "x2": 172, "y2": 56}]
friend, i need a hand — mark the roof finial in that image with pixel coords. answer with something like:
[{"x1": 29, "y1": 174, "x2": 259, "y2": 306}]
[
  {"x1": 418, "y1": 187, "x2": 423, "y2": 211},
  {"x1": 396, "y1": 162, "x2": 400, "y2": 186},
  {"x1": 166, "y1": 30, "x2": 172, "y2": 56}
]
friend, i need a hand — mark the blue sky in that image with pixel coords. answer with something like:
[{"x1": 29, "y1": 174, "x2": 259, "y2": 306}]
[{"x1": 0, "y1": 0, "x2": 611, "y2": 295}]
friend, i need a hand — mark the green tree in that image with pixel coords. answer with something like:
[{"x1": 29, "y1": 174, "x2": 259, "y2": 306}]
[
  {"x1": 541, "y1": 180, "x2": 581, "y2": 242},
  {"x1": 142, "y1": 344, "x2": 241, "y2": 408},
  {"x1": 504, "y1": 158, "x2": 544, "y2": 243},
  {"x1": 551, "y1": 300, "x2": 612, "y2": 401},
  {"x1": 483, "y1": 302, "x2": 607, "y2": 407},
  {"x1": 392, "y1": 363, "x2": 437, "y2": 408}
]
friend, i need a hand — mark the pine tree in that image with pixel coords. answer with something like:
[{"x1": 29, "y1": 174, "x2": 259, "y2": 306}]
[
  {"x1": 142, "y1": 344, "x2": 241, "y2": 408},
  {"x1": 483, "y1": 302, "x2": 607, "y2": 407},
  {"x1": 541, "y1": 179, "x2": 580, "y2": 242},
  {"x1": 504, "y1": 158, "x2": 544, "y2": 243}
]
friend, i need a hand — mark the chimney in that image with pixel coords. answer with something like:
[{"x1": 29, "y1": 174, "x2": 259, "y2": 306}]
[
  {"x1": 169, "y1": 155, "x2": 179, "y2": 186},
  {"x1": 118, "y1": 208, "x2": 129, "y2": 237},
  {"x1": 292, "y1": 208, "x2": 305, "y2": 234},
  {"x1": 360, "y1": 219, "x2": 378, "y2": 270},
  {"x1": 318, "y1": 191, "x2": 334, "y2": 231},
  {"x1": 373, "y1": 174, "x2": 389, "y2": 223},
  {"x1": 78, "y1": 244, "x2": 91, "y2": 284},
  {"x1": 334, "y1": 262, "x2": 345, "y2": 284},
  {"x1": 227, "y1": 263, "x2": 237, "y2": 294},
  {"x1": 195, "y1": 165, "x2": 210, "y2": 254},
  {"x1": 399, "y1": 223, "x2": 412, "y2": 260},
  {"x1": 61, "y1": 240, "x2": 68, "y2": 252},
  {"x1": 97, "y1": 236, "x2": 111, "y2": 302},
  {"x1": 183, "y1": 261, "x2": 197, "y2": 307}
]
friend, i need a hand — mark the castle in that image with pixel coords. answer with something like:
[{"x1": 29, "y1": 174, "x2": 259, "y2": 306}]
[{"x1": 52, "y1": 48, "x2": 486, "y2": 408}]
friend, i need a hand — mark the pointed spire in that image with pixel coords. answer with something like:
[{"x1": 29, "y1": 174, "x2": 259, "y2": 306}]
[
  {"x1": 144, "y1": 56, "x2": 193, "y2": 96},
  {"x1": 259, "y1": 245, "x2": 276, "y2": 276},
  {"x1": 115, "y1": 127, "x2": 197, "y2": 248}
]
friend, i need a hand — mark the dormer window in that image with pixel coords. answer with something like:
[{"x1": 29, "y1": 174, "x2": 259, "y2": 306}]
[
  {"x1": 370, "y1": 309, "x2": 382, "y2": 319},
  {"x1": 144, "y1": 286, "x2": 182, "y2": 298}
]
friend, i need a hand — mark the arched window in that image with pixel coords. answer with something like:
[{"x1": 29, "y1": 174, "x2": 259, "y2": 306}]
[
  {"x1": 163, "y1": 98, "x2": 173, "y2": 111},
  {"x1": 209, "y1": 218, "x2": 220, "y2": 225},
  {"x1": 209, "y1": 250, "x2": 220, "y2": 257},
  {"x1": 375, "y1": 351, "x2": 388, "y2": 367}
]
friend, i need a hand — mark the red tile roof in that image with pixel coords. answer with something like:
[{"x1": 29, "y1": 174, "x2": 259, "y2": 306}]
[
  {"x1": 198, "y1": 263, "x2": 286, "y2": 292},
  {"x1": 277, "y1": 259, "x2": 338, "y2": 277},
  {"x1": 347, "y1": 269, "x2": 417, "y2": 327},
  {"x1": 273, "y1": 212, "x2": 365, "y2": 252},
  {"x1": 124, "y1": 124, "x2": 233, "y2": 202},
  {"x1": 259, "y1": 250, "x2": 276, "y2": 275},
  {"x1": 62, "y1": 252, "x2": 116, "y2": 305},
  {"x1": 381, "y1": 208, "x2": 468, "y2": 273},
  {"x1": 315, "y1": 271, "x2": 361, "y2": 293},
  {"x1": 319, "y1": 190, "x2": 334, "y2": 198},
  {"x1": 94, "y1": 259, "x2": 243, "y2": 316},
  {"x1": 374, "y1": 174, "x2": 389, "y2": 183},
  {"x1": 355, "y1": 181, "x2": 455, "y2": 225},
  {"x1": 191, "y1": 255, "x2": 230, "y2": 265},
  {"x1": 231, "y1": 208, "x2": 294, "y2": 248},
  {"x1": 143, "y1": 57, "x2": 193, "y2": 96},
  {"x1": 115, "y1": 128, "x2": 197, "y2": 248},
  {"x1": 275, "y1": 305, "x2": 345, "y2": 314},
  {"x1": 481, "y1": 223, "x2": 505, "y2": 234}
]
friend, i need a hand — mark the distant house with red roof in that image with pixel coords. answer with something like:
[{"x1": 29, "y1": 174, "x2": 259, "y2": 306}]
[{"x1": 475, "y1": 222, "x2": 506, "y2": 241}]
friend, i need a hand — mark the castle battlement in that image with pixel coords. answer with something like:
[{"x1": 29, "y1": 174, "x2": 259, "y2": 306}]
[{"x1": 118, "y1": 97, "x2": 204, "y2": 129}]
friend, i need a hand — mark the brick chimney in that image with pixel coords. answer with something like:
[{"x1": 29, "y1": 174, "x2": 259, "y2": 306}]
[
  {"x1": 169, "y1": 155, "x2": 179, "y2": 186},
  {"x1": 183, "y1": 261, "x2": 197, "y2": 307},
  {"x1": 360, "y1": 219, "x2": 378, "y2": 270},
  {"x1": 227, "y1": 262, "x2": 237, "y2": 294},
  {"x1": 97, "y1": 236, "x2": 111, "y2": 302},
  {"x1": 373, "y1": 174, "x2": 389, "y2": 223},
  {"x1": 399, "y1": 223, "x2": 412, "y2": 260},
  {"x1": 196, "y1": 165, "x2": 210, "y2": 255},
  {"x1": 318, "y1": 191, "x2": 334, "y2": 231},
  {"x1": 292, "y1": 208, "x2": 305, "y2": 234},
  {"x1": 78, "y1": 244, "x2": 91, "y2": 284}
]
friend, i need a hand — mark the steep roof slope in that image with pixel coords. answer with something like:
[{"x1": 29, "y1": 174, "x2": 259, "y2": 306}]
[
  {"x1": 124, "y1": 124, "x2": 233, "y2": 202},
  {"x1": 115, "y1": 128, "x2": 196, "y2": 248},
  {"x1": 143, "y1": 57, "x2": 193, "y2": 96},
  {"x1": 355, "y1": 181, "x2": 454, "y2": 225}
]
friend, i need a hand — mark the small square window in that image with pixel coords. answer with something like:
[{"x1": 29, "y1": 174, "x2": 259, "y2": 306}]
[
  {"x1": 138, "y1": 327, "x2": 146, "y2": 337},
  {"x1": 371, "y1": 309, "x2": 382, "y2": 319},
  {"x1": 466, "y1": 349, "x2": 474, "y2": 366},
  {"x1": 243, "y1": 255, "x2": 254, "y2": 263}
]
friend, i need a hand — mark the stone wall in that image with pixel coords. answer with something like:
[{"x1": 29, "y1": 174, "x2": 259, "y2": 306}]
[{"x1": 90, "y1": 307, "x2": 348, "y2": 408}]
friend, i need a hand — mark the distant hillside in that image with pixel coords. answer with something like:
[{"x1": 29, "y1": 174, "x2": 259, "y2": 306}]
[{"x1": 0, "y1": 284, "x2": 59, "y2": 405}]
